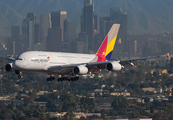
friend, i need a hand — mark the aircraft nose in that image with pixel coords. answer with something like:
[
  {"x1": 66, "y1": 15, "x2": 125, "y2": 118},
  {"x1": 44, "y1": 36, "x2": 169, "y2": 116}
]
[{"x1": 14, "y1": 60, "x2": 23, "y2": 69}]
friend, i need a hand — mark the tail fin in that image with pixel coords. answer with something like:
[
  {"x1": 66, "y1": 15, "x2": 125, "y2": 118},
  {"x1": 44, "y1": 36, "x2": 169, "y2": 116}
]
[
  {"x1": 10, "y1": 55, "x2": 13, "y2": 58},
  {"x1": 96, "y1": 24, "x2": 120, "y2": 62},
  {"x1": 165, "y1": 53, "x2": 170, "y2": 60}
]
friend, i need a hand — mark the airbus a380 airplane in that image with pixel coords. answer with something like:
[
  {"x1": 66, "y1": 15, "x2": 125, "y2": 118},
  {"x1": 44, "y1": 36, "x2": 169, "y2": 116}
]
[{"x1": 5, "y1": 24, "x2": 169, "y2": 81}]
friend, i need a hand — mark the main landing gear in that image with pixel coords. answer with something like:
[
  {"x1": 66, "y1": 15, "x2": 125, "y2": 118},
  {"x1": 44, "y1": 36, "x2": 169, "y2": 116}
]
[
  {"x1": 57, "y1": 76, "x2": 79, "y2": 82},
  {"x1": 47, "y1": 75, "x2": 55, "y2": 81},
  {"x1": 47, "y1": 75, "x2": 79, "y2": 82}
]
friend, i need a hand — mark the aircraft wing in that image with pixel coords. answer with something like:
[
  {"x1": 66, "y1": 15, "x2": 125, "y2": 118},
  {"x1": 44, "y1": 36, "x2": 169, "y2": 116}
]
[
  {"x1": 47, "y1": 53, "x2": 169, "y2": 75},
  {"x1": 119, "y1": 53, "x2": 169, "y2": 66},
  {"x1": 47, "y1": 61, "x2": 110, "y2": 75},
  {"x1": 47, "y1": 65, "x2": 74, "y2": 75},
  {"x1": 87, "y1": 53, "x2": 169, "y2": 70}
]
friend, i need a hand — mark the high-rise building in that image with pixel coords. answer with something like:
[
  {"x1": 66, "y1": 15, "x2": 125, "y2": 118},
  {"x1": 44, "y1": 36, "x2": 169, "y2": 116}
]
[
  {"x1": 69, "y1": 40, "x2": 77, "y2": 53},
  {"x1": 121, "y1": 12, "x2": 127, "y2": 52},
  {"x1": 100, "y1": 17, "x2": 111, "y2": 39},
  {"x1": 22, "y1": 18, "x2": 29, "y2": 51},
  {"x1": 12, "y1": 26, "x2": 21, "y2": 55},
  {"x1": 51, "y1": 11, "x2": 67, "y2": 41},
  {"x1": 51, "y1": 12, "x2": 59, "y2": 28},
  {"x1": 46, "y1": 28, "x2": 62, "y2": 52},
  {"x1": 22, "y1": 13, "x2": 37, "y2": 51},
  {"x1": 78, "y1": 33, "x2": 89, "y2": 53},
  {"x1": 81, "y1": 0, "x2": 94, "y2": 51},
  {"x1": 26, "y1": 13, "x2": 37, "y2": 24},
  {"x1": 64, "y1": 19, "x2": 76, "y2": 42},
  {"x1": 126, "y1": 35, "x2": 137, "y2": 57},
  {"x1": 34, "y1": 24, "x2": 39, "y2": 44},
  {"x1": 93, "y1": 34, "x2": 102, "y2": 51},
  {"x1": 142, "y1": 41, "x2": 152, "y2": 57},
  {"x1": 76, "y1": 42, "x2": 85, "y2": 53},
  {"x1": 142, "y1": 46, "x2": 152, "y2": 57},
  {"x1": 11, "y1": 26, "x2": 20, "y2": 39},
  {"x1": 39, "y1": 14, "x2": 51, "y2": 50},
  {"x1": 7, "y1": 37, "x2": 14, "y2": 55},
  {"x1": 148, "y1": 38, "x2": 157, "y2": 55},
  {"x1": 110, "y1": 8, "x2": 122, "y2": 24},
  {"x1": 134, "y1": 40, "x2": 137, "y2": 55},
  {"x1": 28, "y1": 20, "x2": 34, "y2": 51},
  {"x1": 94, "y1": 15, "x2": 97, "y2": 31},
  {"x1": 61, "y1": 43, "x2": 70, "y2": 52},
  {"x1": 105, "y1": 21, "x2": 114, "y2": 35},
  {"x1": 7, "y1": 26, "x2": 21, "y2": 55},
  {"x1": 110, "y1": 8, "x2": 127, "y2": 53},
  {"x1": 80, "y1": 15, "x2": 84, "y2": 33},
  {"x1": 84, "y1": 0, "x2": 94, "y2": 6}
]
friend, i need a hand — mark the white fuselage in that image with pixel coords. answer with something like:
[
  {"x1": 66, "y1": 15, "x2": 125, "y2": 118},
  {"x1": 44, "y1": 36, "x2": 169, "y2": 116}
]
[{"x1": 14, "y1": 51, "x2": 95, "y2": 73}]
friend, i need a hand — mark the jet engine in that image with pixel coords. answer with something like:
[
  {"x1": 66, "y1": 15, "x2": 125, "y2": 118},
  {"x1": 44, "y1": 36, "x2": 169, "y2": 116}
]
[
  {"x1": 107, "y1": 61, "x2": 122, "y2": 71},
  {"x1": 5, "y1": 63, "x2": 14, "y2": 72},
  {"x1": 73, "y1": 66, "x2": 88, "y2": 75}
]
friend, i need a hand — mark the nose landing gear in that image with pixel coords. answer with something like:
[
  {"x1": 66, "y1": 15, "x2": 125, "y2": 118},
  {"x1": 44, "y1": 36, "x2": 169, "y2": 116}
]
[
  {"x1": 18, "y1": 75, "x2": 23, "y2": 79},
  {"x1": 15, "y1": 70, "x2": 23, "y2": 79},
  {"x1": 46, "y1": 75, "x2": 80, "y2": 82},
  {"x1": 57, "y1": 76, "x2": 79, "y2": 82}
]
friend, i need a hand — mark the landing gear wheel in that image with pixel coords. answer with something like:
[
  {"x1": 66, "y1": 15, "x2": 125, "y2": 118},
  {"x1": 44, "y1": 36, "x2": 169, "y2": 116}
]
[
  {"x1": 57, "y1": 76, "x2": 79, "y2": 82},
  {"x1": 18, "y1": 75, "x2": 23, "y2": 79},
  {"x1": 47, "y1": 75, "x2": 55, "y2": 81}
]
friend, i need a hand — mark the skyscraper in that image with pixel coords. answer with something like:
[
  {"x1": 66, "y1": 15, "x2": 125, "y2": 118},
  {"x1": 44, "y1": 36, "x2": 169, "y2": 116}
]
[
  {"x1": 126, "y1": 35, "x2": 137, "y2": 57},
  {"x1": 148, "y1": 38, "x2": 157, "y2": 55},
  {"x1": 47, "y1": 28, "x2": 62, "y2": 52},
  {"x1": 39, "y1": 14, "x2": 51, "y2": 50},
  {"x1": 22, "y1": 13, "x2": 37, "y2": 51},
  {"x1": 64, "y1": 19, "x2": 76, "y2": 42},
  {"x1": 34, "y1": 23, "x2": 39, "y2": 44},
  {"x1": 78, "y1": 33, "x2": 89, "y2": 53},
  {"x1": 110, "y1": 8, "x2": 127, "y2": 52},
  {"x1": 100, "y1": 17, "x2": 111, "y2": 39},
  {"x1": 94, "y1": 15, "x2": 97, "y2": 31},
  {"x1": 22, "y1": 18, "x2": 29, "y2": 51},
  {"x1": 28, "y1": 20, "x2": 34, "y2": 51},
  {"x1": 81, "y1": 0, "x2": 94, "y2": 51},
  {"x1": 110, "y1": 8, "x2": 122, "y2": 24},
  {"x1": 84, "y1": 0, "x2": 94, "y2": 6},
  {"x1": 26, "y1": 13, "x2": 37, "y2": 24},
  {"x1": 51, "y1": 11, "x2": 67, "y2": 41},
  {"x1": 8, "y1": 26, "x2": 21, "y2": 55},
  {"x1": 11, "y1": 26, "x2": 20, "y2": 39}
]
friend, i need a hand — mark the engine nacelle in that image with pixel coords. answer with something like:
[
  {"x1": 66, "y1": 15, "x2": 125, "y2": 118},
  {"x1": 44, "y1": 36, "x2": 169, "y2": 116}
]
[
  {"x1": 107, "y1": 61, "x2": 122, "y2": 71},
  {"x1": 73, "y1": 66, "x2": 88, "y2": 75},
  {"x1": 5, "y1": 63, "x2": 14, "y2": 72}
]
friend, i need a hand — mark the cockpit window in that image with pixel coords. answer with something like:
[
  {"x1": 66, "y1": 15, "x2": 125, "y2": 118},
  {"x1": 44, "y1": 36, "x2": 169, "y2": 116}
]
[{"x1": 16, "y1": 58, "x2": 22, "y2": 60}]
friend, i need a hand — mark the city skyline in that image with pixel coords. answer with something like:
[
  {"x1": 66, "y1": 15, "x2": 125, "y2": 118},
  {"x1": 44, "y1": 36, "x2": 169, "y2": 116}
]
[
  {"x1": 0, "y1": 0, "x2": 171, "y2": 60},
  {"x1": 0, "y1": 0, "x2": 173, "y2": 37},
  {"x1": 6, "y1": 0, "x2": 128, "y2": 57}
]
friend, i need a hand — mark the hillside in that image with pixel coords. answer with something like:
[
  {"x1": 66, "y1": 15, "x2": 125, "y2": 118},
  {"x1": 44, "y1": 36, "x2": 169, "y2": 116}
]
[{"x1": 0, "y1": 0, "x2": 173, "y2": 36}]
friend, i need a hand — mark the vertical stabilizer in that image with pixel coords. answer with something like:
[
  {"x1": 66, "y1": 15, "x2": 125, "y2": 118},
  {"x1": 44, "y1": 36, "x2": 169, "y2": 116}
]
[{"x1": 94, "y1": 24, "x2": 120, "y2": 62}]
